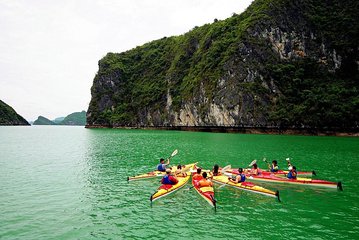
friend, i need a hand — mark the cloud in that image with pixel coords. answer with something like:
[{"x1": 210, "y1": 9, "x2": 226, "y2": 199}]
[{"x1": 0, "y1": 0, "x2": 253, "y2": 120}]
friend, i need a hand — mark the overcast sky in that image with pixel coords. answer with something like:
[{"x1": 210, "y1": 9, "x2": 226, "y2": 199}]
[{"x1": 0, "y1": 0, "x2": 253, "y2": 121}]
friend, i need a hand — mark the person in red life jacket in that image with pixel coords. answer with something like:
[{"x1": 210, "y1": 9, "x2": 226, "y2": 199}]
[
  {"x1": 228, "y1": 168, "x2": 246, "y2": 183},
  {"x1": 193, "y1": 168, "x2": 203, "y2": 180},
  {"x1": 287, "y1": 166, "x2": 297, "y2": 179},
  {"x1": 161, "y1": 169, "x2": 178, "y2": 185},
  {"x1": 157, "y1": 158, "x2": 170, "y2": 172},
  {"x1": 198, "y1": 172, "x2": 213, "y2": 187},
  {"x1": 250, "y1": 163, "x2": 261, "y2": 176}
]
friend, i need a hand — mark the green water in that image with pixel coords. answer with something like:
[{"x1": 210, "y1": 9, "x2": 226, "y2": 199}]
[{"x1": 1, "y1": 126, "x2": 358, "y2": 239}]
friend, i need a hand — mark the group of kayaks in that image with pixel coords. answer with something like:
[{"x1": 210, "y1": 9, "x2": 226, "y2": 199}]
[{"x1": 127, "y1": 150, "x2": 343, "y2": 210}]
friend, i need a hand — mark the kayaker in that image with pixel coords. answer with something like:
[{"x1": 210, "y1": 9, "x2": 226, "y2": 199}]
[
  {"x1": 229, "y1": 168, "x2": 246, "y2": 183},
  {"x1": 212, "y1": 164, "x2": 221, "y2": 176},
  {"x1": 193, "y1": 168, "x2": 203, "y2": 180},
  {"x1": 269, "y1": 160, "x2": 279, "y2": 173},
  {"x1": 157, "y1": 158, "x2": 170, "y2": 172},
  {"x1": 161, "y1": 169, "x2": 179, "y2": 185},
  {"x1": 198, "y1": 172, "x2": 213, "y2": 187},
  {"x1": 175, "y1": 164, "x2": 187, "y2": 177},
  {"x1": 287, "y1": 166, "x2": 297, "y2": 179},
  {"x1": 250, "y1": 163, "x2": 261, "y2": 175}
]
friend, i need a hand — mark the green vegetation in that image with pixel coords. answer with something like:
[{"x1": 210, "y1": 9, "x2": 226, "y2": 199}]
[
  {"x1": 33, "y1": 116, "x2": 56, "y2": 125},
  {"x1": 53, "y1": 117, "x2": 65, "y2": 124},
  {"x1": 88, "y1": 0, "x2": 359, "y2": 130},
  {"x1": 33, "y1": 111, "x2": 86, "y2": 126},
  {"x1": 0, "y1": 100, "x2": 29, "y2": 125},
  {"x1": 60, "y1": 111, "x2": 86, "y2": 126}
]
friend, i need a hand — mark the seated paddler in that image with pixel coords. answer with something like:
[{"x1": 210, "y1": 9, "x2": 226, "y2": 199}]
[
  {"x1": 287, "y1": 166, "x2": 297, "y2": 179},
  {"x1": 157, "y1": 158, "x2": 170, "y2": 172},
  {"x1": 228, "y1": 168, "x2": 246, "y2": 183},
  {"x1": 161, "y1": 168, "x2": 178, "y2": 185},
  {"x1": 198, "y1": 172, "x2": 213, "y2": 187}
]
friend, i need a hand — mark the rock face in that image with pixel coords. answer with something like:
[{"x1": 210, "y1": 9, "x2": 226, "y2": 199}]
[
  {"x1": 60, "y1": 111, "x2": 86, "y2": 126},
  {"x1": 33, "y1": 111, "x2": 86, "y2": 126},
  {"x1": 0, "y1": 100, "x2": 29, "y2": 125},
  {"x1": 33, "y1": 116, "x2": 56, "y2": 125},
  {"x1": 87, "y1": 0, "x2": 359, "y2": 131}
]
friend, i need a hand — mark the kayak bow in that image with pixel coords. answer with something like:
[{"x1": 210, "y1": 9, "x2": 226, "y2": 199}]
[
  {"x1": 150, "y1": 175, "x2": 191, "y2": 203},
  {"x1": 128, "y1": 162, "x2": 197, "y2": 181},
  {"x1": 192, "y1": 172, "x2": 216, "y2": 209}
]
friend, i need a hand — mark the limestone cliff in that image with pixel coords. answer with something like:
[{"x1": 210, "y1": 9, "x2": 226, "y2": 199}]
[
  {"x1": 0, "y1": 100, "x2": 29, "y2": 126},
  {"x1": 87, "y1": 0, "x2": 359, "y2": 131}
]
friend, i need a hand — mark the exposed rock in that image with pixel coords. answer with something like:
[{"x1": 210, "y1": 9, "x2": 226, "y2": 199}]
[
  {"x1": 87, "y1": 0, "x2": 359, "y2": 131},
  {"x1": 0, "y1": 100, "x2": 29, "y2": 126}
]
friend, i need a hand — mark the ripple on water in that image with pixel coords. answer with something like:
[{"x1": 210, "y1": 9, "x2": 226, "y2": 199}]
[{"x1": 1, "y1": 127, "x2": 359, "y2": 239}]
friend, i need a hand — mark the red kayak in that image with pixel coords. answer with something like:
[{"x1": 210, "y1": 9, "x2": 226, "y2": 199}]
[
  {"x1": 192, "y1": 172, "x2": 216, "y2": 209},
  {"x1": 228, "y1": 169, "x2": 342, "y2": 190},
  {"x1": 250, "y1": 169, "x2": 316, "y2": 177}
]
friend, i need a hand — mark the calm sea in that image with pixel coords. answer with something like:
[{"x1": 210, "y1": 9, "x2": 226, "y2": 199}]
[{"x1": 1, "y1": 126, "x2": 358, "y2": 239}]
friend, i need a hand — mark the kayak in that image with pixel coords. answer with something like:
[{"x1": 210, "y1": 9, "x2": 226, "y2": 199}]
[
  {"x1": 150, "y1": 174, "x2": 191, "y2": 202},
  {"x1": 243, "y1": 168, "x2": 316, "y2": 177},
  {"x1": 212, "y1": 175, "x2": 280, "y2": 200},
  {"x1": 229, "y1": 169, "x2": 343, "y2": 190},
  {"x1": 192, "y1": 172, "x2": 216, "y2": 209},
  {"x1": 127, "y1": 162, "x2": 197, "y2": 181}
]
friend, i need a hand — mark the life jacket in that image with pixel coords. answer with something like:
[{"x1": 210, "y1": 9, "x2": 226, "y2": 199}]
[
  {"x1": 287, "y1": 170, "x2": 297, "y2": 179},
  {"x1": 162, "y1": 175, "x2": 176, "y2": 184},
  {"x1": 199, "y1": 179, "x2": 212, "y2": 187},
  {"x1": 239, "y1": 173, "x2": 246, "y2": 182},
  {"x1": 157, "y1": 163, "x2": 166, "y2": 172}
]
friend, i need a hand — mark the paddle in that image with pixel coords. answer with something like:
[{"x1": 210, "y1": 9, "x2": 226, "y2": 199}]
[
  {"x1": 286, "y1": 157, "x2": 293, "y2": 170},
  {"x1": 167, "y1": 149, "x2": 178, "y2": 161},
  {"x1": 248, "y1": 159, "x2": 257, "y2": 167},
  {"x1": 162, "y1": 149, "x2": 178, "y2": 168},
  {"x1": 218, "y1": 165, "x2": 233, "y2": 189}
]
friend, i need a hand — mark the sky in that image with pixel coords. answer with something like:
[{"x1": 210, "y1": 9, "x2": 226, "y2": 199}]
[{"x1": 0, "y1": 0, "x2": 253, "y2": 121}]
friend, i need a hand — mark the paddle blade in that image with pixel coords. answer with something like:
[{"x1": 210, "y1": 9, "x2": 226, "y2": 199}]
[
  {"x1": 248, "y1": 160, "x2": 257, "y2": 167},
  {"x1": 221, "y1": 165, "x2": 232, "y2": 174},
  {"x1": 218, "y1": 181, "x2": 229, "y2": 189},
  {"x1": 171, "y1": 149, "x2": 178, "y2": 157}
]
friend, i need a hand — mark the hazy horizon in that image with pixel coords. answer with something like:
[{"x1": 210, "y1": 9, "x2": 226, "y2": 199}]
[{"x1": 1, "y1": 0, "x2": 253, "y2": 121}]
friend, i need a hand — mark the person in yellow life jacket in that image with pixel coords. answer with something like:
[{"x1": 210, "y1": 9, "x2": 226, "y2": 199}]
[{"x1": 198, "y1": 172, "x2": 213, "y2": 187}]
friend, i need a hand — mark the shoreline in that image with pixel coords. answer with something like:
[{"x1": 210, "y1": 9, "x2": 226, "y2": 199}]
[{"x1": 85, "y1": 125, "x2": 359, "y2": 137}]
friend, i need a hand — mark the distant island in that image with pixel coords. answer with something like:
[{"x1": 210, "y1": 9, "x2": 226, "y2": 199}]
[
  {"x1": 0, "y1": 99, "x2": 29, "y2": 126},
  {"x1": 86, "y1": 0, "x2": 358, "y2": 135},
  {"x1": 33, "y1": 111, "x2": 86, "y2": 126}
]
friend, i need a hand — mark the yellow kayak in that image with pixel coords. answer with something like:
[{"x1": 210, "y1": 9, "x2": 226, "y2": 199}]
[
  {"x1": 127, "y1": 162, "x2": 197, "y2": 181},
  {"x1": 213, "y1": 175, "x2": 280, "y2": 200},
  {"x1": 150, "y1": 174, "x2": 191, "y2": 202}
]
